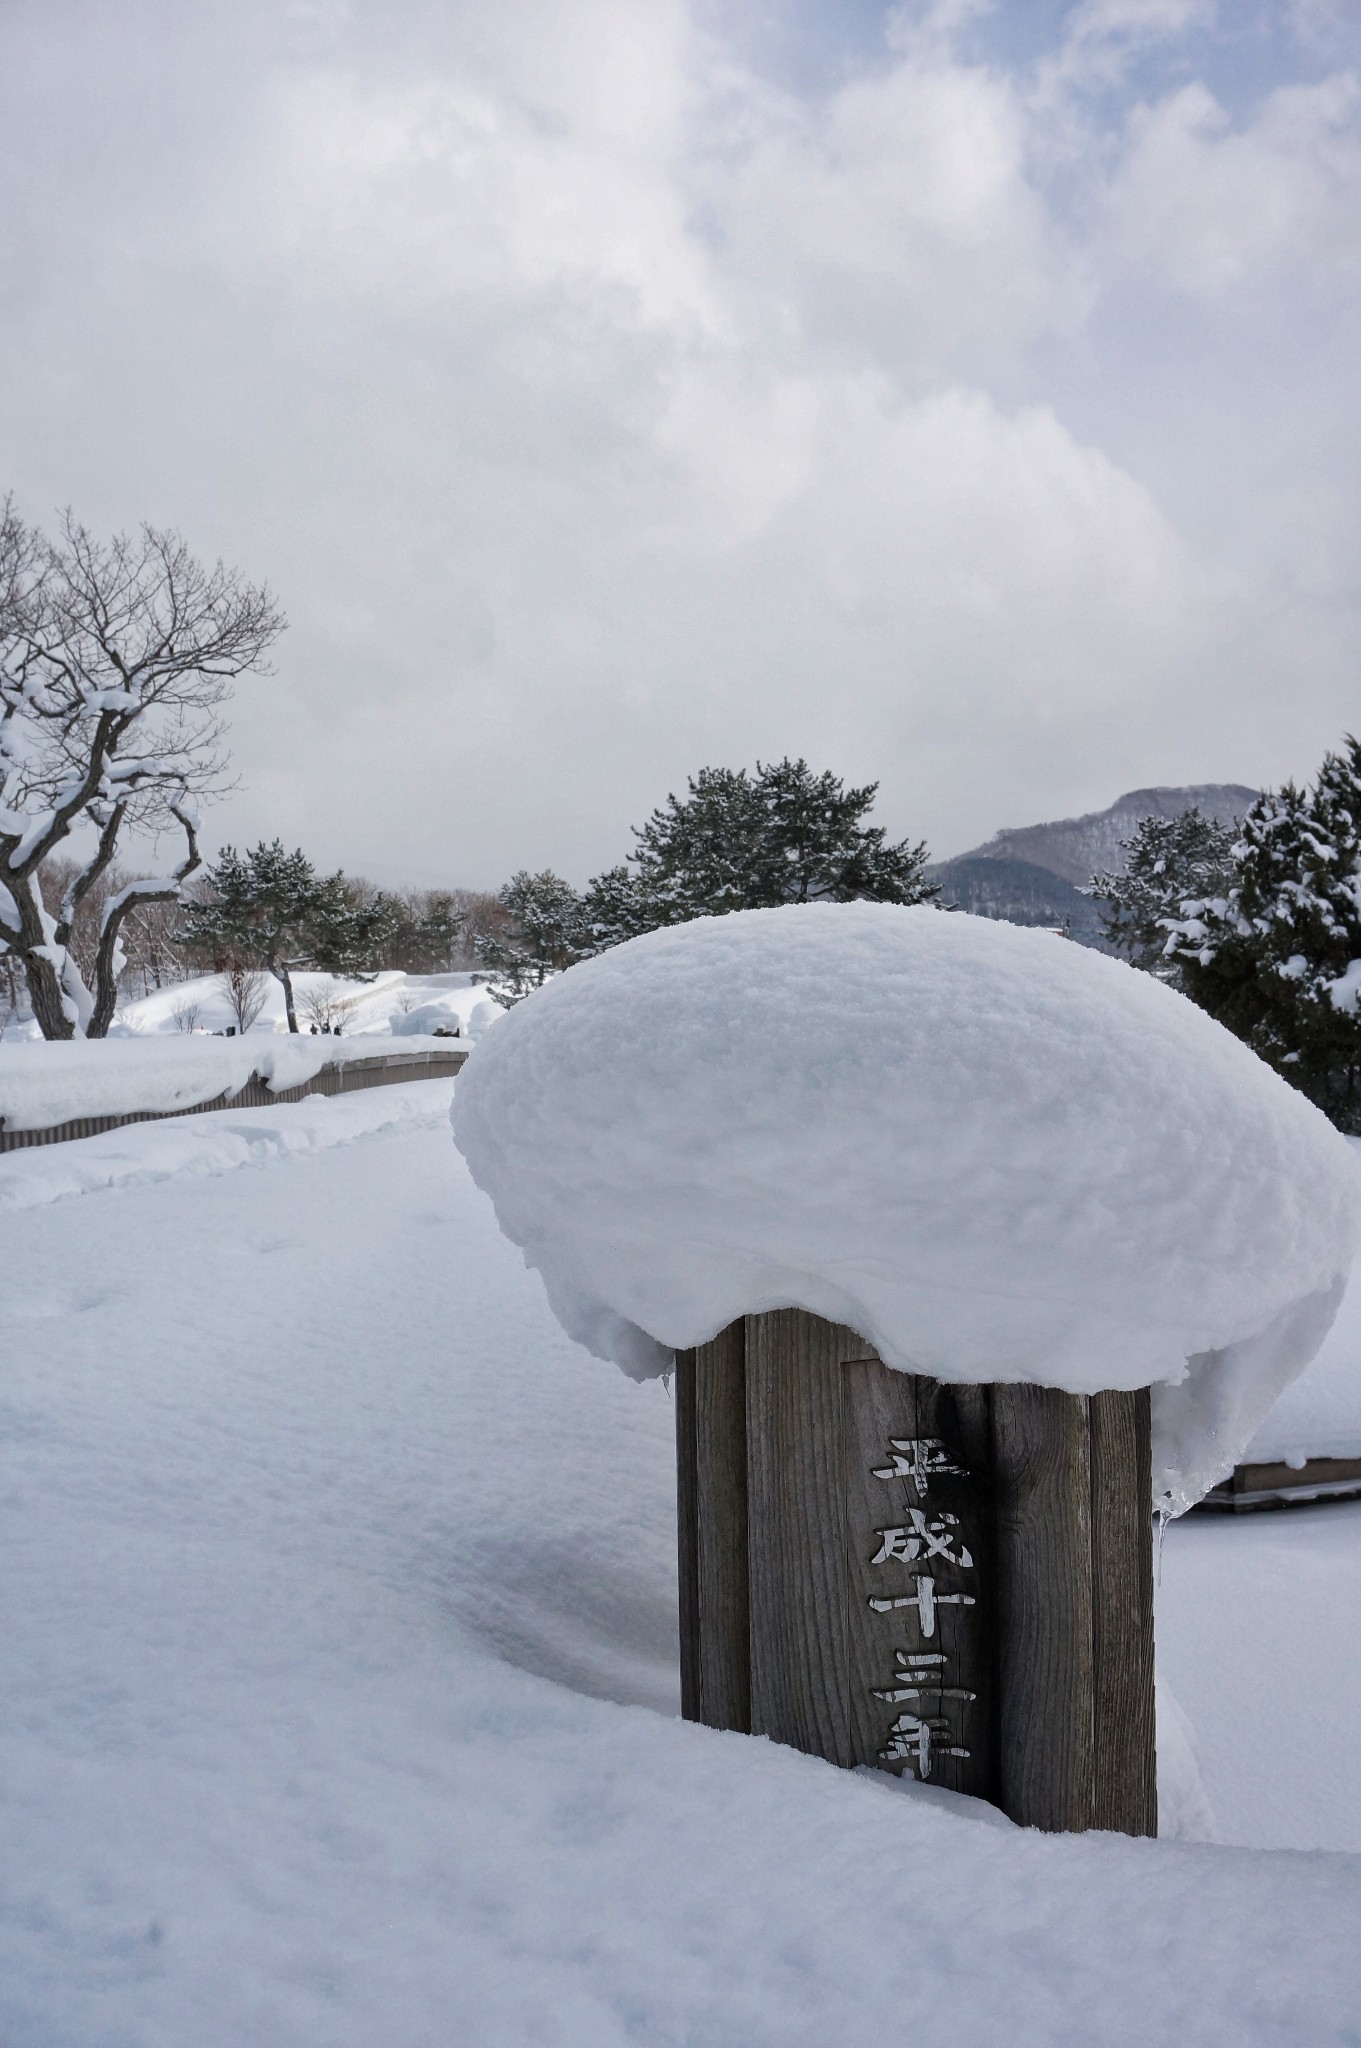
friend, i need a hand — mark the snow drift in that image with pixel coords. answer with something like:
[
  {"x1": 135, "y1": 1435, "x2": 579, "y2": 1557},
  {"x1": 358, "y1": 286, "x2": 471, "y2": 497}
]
[{"x1": 452, "y1": 904, "x2": 1361, "y2": 1510}]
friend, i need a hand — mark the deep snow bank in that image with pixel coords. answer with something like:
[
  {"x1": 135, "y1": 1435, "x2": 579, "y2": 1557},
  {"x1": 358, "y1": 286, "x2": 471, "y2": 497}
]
[
  {"x1": 0, "y1": 1033, "x2": 460, "y2": 1132},
  {"x1": 6, "y1": 1114, "x2": 1360, "y2": 2042},
  {"x1": 453, "y1": 904, "x2": 1361, "y2": 1510},
  {"x1": 0, "y1": 1077, "x2": 456, "y2": 1209}
]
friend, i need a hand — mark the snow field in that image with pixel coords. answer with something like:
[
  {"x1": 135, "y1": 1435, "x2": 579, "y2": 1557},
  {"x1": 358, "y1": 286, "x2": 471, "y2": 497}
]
[
  {"x1": 1157, "y1": 1506, "x2": 1361, "y2": 1855},
  {"x1": 0, "y1": 1077, "x2": 454, "y2": 1208},
  {"x1": 1246, "y1": 1228, "x2": 1361, "y2": 1462},
  {"x1": 112, "y1": 966, "x2": 493, "y2": 1040},
  {"x1": 3, "y1": 1095, "x2": 1361, "y2": 2043}
]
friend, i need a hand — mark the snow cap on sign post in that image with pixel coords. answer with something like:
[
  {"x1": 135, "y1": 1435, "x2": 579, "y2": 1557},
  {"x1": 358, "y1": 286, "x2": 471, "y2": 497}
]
[{"x1": 451, "y1": 903, "x2": 1361, "y2": 1513}]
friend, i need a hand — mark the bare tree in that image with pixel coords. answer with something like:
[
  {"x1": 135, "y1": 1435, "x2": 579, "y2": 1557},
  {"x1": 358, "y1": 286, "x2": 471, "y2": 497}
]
[
  {"x1": 1, "y1": 948, "x2": 23, "y2": 1030},
  {"x1": 218, "y1": 961, "x2": 269, "y2": 1034},
  {"x1": 299, "y1": 978, "x2": 351, "y2": 1033},
  {"x1": 0, "y1": 500, "x2": 285, "y2": 1038},
  {"x1": 36, "y1": 852, "x2": 188, "y2": 1007},
  {"x1": 450, "y1": 889, "x2": 511, "y2": 968},
  {"x1": 117, "y1": 894, "x2": 189, "y2": 998},
  {"x1": 169, "y1": 993, "x2": 202, "y2": 1033}
]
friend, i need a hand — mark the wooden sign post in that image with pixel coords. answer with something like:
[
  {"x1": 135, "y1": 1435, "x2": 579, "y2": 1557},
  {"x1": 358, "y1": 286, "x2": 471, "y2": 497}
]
[{"x1": 676, "y1": 1308, "x2": 1156, "y2": 1835}]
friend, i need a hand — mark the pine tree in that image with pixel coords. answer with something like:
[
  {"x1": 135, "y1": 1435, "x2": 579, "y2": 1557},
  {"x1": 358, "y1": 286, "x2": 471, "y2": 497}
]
[
  {"x1": 475, "y1": 869, "x2": 585, "y2": 1006},
  {"x1": 181, "y1": 840, "x2": 396, "y2": 1031},
  {"x1": 1165, "y1": 739, "x2": 1361, "y2": 1130},
  {"x1": 383, "y1": 890, "x2": 466, "y2": 974},
  {"x1": 752, "y1": 757, "x2": 935, "y2": 906},
  {"x1": 1090, "y1": 809, "x2": 1237, "y2": 980},
  {"x1": 581, "y1": 758, "x2": 936, "y2": 946},
  {"x1": 625, "y1": 766, "x2": 765, "y2": 923},
  {"x1": 577, "y1": 864, "x2": 654, "y2": 953}
]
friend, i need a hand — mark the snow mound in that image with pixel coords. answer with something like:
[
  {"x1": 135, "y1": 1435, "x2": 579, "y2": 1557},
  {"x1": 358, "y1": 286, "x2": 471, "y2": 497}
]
[
  {"x1": 452, "y1": 904, "x2": 1361, "y2": 1511},
  {"x1": 391, "y1": 996, "x2": 468, "y2": 1037}
]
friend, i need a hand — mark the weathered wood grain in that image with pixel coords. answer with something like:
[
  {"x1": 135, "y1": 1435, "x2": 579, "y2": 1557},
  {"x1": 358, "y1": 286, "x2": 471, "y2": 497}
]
[
  {"x1": 675, "y1": 1324, "x2": 751, "y2": 1730},
  {"x1": 745, "y1": 1309, "x2": 853, "y2": 1765},
  {"x1": 674, "y1": 1347, "x2": 701, "y2": 1723},
  {"x1": 686, "y1": 1307, "x2": 1154, "y2": 1838},
  {"x1": 1089, "y1": 1387, "x2": 1156, "y2": 1836},
  {"x1": 992, "y1": 1383, "x2": 1096, "y2": 1832},
  {"x1": 843, "y1": 1362, "x2": 995, "y2": 1798},
  {"x1": 693, "y1": 1321, "x2": 751, "y2": 1732}
]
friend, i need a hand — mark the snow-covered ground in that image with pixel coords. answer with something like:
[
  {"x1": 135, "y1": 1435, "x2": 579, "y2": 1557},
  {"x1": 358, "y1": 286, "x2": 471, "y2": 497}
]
[
  {"x1": 2, "y1": 968, "x2": 497, "y2": 1043},
  {"x1": 0, "y1": 972, "x2": 490, "y2": 1131},
  {"x1": 3, "y1": 1086, "x2": 1361, "y2": 2044},
  {"x1": 1246, "y1": 1244, "x2": 1361, "y2": 1462},
  {"x1": 1157, "y1": 1507, "x2": 1361, "y2": 1855},
  {"x1": 114, "y1": 966, "x2": 495, "y2": 1038}
]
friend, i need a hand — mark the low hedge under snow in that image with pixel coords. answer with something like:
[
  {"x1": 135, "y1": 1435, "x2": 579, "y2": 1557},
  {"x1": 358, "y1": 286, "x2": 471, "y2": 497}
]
[{"x1": 452, "y1": 902, "x2": 1361, "y2": 1511}]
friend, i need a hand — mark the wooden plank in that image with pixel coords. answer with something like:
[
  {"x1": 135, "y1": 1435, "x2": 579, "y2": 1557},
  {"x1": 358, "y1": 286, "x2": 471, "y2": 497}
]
[
  {"x1": 843, "y1": 1362, "x2": 995, "y2": 1798},
  {"x1": 1238, "y1": 1455, "x2": 1361, "y2": 1495},
  {"x1": 1088, "y1": 1388, "x2": 1156, "y2": 1837},
  {"x1": 693, "y1": 1322, "x2": 751, "y2": 1732},
  {"x1": 745, "y1": 1309, "x2": 853, "y2": 1765},
  {"x1": 674, "y1": 1349, "x2": 701, "y2": 1722},
  {"x1": 1200, "y1": 1460, "x2": 1361, "y2": 1511},
  {"x1": 991, "y1": 1383, "x2": 1096, "y2": 1832}
]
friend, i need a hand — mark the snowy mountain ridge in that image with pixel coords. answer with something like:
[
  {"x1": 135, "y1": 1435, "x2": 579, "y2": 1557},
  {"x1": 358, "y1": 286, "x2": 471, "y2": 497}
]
[
  {"x1": 927, "y1": 783, "x2": 1259, "y2": 944},
  {"x1": 946, "y1": 783, "x2": 1259, "y2": 888}
]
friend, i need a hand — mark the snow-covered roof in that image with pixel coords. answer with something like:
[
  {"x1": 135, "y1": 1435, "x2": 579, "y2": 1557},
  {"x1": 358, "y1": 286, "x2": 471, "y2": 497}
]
[{"x1": 452, "y1": 902, "x2": 1361, "y2": 1512}]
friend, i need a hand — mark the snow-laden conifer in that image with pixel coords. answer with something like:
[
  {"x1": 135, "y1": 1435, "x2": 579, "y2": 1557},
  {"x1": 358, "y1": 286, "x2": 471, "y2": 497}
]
[
  {"x1": 1159, "y1": 740, "x2": 1361, "y2": 1129},
  {"x1": 182, "y1": 841, "x2": 396, "y2": 1032},
  {"x1": 1090, "y1": 808, "x2": 1237, "y2": 980},
  {"x1": 475, "y1": 869, "x2": 586, "y2": 1006},
  {"x1": 581, "y1": 758, "x2": 935, "y2": 948}
]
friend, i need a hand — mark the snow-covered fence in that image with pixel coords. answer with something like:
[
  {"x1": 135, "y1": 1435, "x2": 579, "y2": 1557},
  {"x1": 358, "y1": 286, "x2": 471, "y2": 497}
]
[
  {"x1": 1199, "y1": 1454, "x2": 1361, "y2": 1512},
  {"x1": 452, "y1": 903, "x2": 1361, "y2": 1837},
  {"x1": 0, "y1": 1043, "x2": 467, "y2": 1151}
]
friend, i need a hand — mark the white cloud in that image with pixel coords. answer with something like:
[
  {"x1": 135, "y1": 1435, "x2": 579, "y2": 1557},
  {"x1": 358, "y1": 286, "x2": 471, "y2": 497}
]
[
  {"x1": 1105, "y1": 74, "x2": 1361, "y2": 295},
  {"x1": 0, "y1": 0, "x2": 1357, "y2": 886},
  {"x1": 708, "y1": 48, "x2": 1084, "y2": 379}
]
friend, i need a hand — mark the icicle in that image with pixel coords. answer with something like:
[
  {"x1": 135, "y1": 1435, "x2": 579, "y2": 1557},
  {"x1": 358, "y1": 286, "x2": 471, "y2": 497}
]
[{"x1": 1155, "y1": 1501, "x2": 1170, "y2": 1588}]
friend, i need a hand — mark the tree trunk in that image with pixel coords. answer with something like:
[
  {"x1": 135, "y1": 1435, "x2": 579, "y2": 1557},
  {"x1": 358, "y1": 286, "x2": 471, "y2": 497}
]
[
  {"x1": 6, "y1": 875, "x2": 77, "y2": 1039},
  {"x1": 23, "y1": 948, "x2": 76, "y2": 1039},
  {"x1": 87, "y1": 971, "x2": 119, "y2": 1039},
  {"x1": 275, "y1": 962, "x2": 299, "y2": 1032}
]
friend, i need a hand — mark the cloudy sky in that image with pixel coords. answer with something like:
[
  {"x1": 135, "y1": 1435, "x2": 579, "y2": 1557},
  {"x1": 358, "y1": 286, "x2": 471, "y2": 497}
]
[{"x1": 1, "y1": 0, "x2": 1358, "y2": 888}]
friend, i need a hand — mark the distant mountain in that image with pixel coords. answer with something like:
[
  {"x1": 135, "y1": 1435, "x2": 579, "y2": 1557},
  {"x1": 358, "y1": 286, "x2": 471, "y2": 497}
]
[
  {"x1": 947, "y1": 784, "x2": 1259, "y2": 888},
  {"x1": 928, "y1": 854, "x2": 1109, "y2": 945},
  {"x1": 927, "y1": 783, "x2": 1259, "y2": 949}
]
